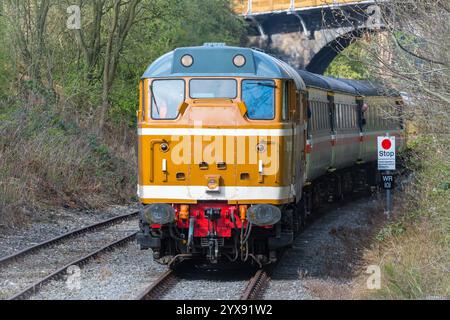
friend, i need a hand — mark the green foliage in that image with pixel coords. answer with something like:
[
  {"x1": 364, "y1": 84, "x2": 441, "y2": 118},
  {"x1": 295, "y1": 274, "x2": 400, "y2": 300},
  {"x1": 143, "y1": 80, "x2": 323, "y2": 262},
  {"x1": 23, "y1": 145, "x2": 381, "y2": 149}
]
[
  {"x1": 376, "y1": 222, "x2": 406, "y2": 241},
  {"x1": 2, "y1": 0, "x2": 245, "y2": 126},
  {"x1": 107, "y1": 0, "x2": 245, "y2": 127},
  {"x1": 0, "y1": 15, "x2": 13, "y2": 101},
  {"x1": 325, "y1": 41, "x2": 369, "y2": 80},
  {"x1": 0, "y1": 0, "x2": 246, "y2": 227}
]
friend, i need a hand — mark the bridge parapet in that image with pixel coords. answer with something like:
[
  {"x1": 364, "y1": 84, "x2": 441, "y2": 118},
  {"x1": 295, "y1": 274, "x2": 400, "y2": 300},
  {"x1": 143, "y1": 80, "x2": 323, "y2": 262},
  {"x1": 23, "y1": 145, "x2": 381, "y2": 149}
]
[{"x1": 232, "y1": 0, "x2": 374, "y2": 16}]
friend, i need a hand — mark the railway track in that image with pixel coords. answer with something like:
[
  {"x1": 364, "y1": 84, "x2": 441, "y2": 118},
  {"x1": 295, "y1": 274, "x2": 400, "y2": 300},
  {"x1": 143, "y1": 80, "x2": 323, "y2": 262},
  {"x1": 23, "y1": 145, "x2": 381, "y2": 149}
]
[
  {"x1": 136, "y1": 266, "x2": 272, "y2": 300},
  {"x1": 240, "y1": 269, "x2": 271, "y2": 300},
  {"x1": 0, "y1": 211, "x2": 139, "y2": 267},
  {"x1": 136, "y1": 269, "x2": 179, "y2": 300},
  {"x1": 10, "y1": 232, "x2": 137, "y2": 300},
  {"x1": 0, "y1": 211, "x2": 139, "y2": 300}
]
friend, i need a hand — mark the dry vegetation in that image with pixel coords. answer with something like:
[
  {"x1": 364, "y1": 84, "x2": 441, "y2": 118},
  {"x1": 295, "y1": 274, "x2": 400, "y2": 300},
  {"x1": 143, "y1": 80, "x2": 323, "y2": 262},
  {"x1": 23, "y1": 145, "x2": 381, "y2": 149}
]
[
  {"x1": 0, "y1": 0, "x2": 244, "y2": 230},
  {"x1": 348, "y1": 136, "x2": 449, "y2": 299},
  {"x1": 325, "y1": 0, "x2": 449, "y2": 299},
  {"x1": 0, "y1": 91, "x2": 136, "y2": 230}
]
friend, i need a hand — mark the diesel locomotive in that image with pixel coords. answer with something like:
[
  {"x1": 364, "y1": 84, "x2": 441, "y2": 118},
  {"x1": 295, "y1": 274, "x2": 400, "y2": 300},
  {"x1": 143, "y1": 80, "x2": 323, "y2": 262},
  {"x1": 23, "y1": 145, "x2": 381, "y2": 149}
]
[{"x1": 136, "y1": 44, "x2": 405, "y2": 267}]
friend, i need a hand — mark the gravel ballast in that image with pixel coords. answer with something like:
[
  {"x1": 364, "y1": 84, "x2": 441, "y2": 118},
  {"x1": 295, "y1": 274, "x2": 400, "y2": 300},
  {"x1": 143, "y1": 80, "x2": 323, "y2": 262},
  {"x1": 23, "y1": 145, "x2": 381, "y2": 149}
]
[
  {"x1": 1, "y1": 196, "x2": 385, "y2": 300},
  {"x1": 30, "y1": 242, "x2": 166, "y2": 300},
  {"x1": 263, "y1": 197, "x2": 383, "y2": 300},
  {"x1": 0, "y1": 218, "x2": 139, "y2": 299}
]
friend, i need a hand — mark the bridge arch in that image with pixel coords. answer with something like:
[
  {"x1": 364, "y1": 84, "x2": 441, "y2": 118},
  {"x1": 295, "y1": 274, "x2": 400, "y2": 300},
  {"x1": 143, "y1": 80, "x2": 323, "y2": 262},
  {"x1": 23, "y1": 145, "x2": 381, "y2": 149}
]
[
  {"x1": 306, "y1": 27, "x2": 380, "y2": 74},
  {"x1": 237, "y1": 1, "x2": 384, "y2": 74}
]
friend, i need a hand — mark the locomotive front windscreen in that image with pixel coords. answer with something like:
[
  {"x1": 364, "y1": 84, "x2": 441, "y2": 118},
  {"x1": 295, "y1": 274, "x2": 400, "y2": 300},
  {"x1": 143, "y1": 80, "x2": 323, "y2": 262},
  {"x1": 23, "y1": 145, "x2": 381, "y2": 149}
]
[
  {"x1": 151, "y1": 79, "x2": 185, "y2": 120},
  {"x1": 189, "y1": 79, "x2": 237, "y2": 99},
  {"x1": 242, "y1": 80, "x2": 275, "y2": 120}
]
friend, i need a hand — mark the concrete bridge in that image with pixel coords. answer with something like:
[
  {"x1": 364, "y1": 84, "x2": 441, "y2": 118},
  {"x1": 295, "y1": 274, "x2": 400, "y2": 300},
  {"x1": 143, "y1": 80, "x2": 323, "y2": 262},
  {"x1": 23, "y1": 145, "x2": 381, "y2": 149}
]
[{"x1": 232, "y1": 0, "x2": 383, "y2": 74}]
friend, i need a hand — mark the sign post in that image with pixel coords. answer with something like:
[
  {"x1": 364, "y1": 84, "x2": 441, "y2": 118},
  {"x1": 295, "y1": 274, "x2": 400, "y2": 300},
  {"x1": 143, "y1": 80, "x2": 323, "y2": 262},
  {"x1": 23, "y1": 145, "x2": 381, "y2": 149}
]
[{"x1": 377, "y1": 135, "x2": 396, "y2": 218}]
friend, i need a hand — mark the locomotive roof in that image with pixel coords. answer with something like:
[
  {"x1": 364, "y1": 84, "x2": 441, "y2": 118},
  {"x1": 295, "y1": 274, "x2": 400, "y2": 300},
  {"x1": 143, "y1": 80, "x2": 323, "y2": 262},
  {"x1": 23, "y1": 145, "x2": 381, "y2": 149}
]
[
  {"x1": 142, "y1": 44, "x2": 306, "y2": 90},
  {"x1": 142, "y1": 44, "x2": 398, "y2": 98}
]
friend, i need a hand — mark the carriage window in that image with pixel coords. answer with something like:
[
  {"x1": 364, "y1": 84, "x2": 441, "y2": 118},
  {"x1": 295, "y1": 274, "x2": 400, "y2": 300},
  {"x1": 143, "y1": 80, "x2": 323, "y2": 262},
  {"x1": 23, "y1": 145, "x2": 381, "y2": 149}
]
[
  {"x1": 151, "y1": 79, "x2": 185, "y2": 120},
  {"x1": 242, "y1": 80, "x2": 275, "y2": 120},
  {"x1": 190, "y1": 79, "x2": 237, "y2": 98}
]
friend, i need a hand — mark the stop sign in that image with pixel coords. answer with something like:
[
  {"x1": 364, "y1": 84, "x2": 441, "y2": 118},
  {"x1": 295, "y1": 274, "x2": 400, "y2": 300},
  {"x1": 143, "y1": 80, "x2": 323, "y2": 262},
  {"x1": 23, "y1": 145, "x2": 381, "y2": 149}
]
[
  {"x1": 381, "y1": 138, "x2": 392, "y2": 150},
  {"x1": 378, "y1": 136, "x2": 396, "y2": 170}
]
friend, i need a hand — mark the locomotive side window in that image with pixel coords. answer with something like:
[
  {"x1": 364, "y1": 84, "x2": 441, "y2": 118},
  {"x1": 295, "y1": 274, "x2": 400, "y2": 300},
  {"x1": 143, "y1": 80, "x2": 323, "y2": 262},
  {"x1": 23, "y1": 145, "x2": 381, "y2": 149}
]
[
  {"x1": 190, "y1": 79, "x2": 237, "y2": 99},
  {"x1": 281, "y1": 81, "x2": 289, "y2": 121},
  {"x1": 151, "y1": 79, "x2": 185, "y2": 120},
  {"x1": 242, "y1": 80, "x2": 275, "y2": 120}
]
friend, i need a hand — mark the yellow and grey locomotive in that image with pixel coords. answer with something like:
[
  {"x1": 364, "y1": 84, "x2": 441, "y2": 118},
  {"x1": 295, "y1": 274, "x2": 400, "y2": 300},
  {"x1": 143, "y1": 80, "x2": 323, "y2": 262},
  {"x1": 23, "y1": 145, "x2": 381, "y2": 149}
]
[{"x1": 136, "y1": 44, "x2": 405, "y2": 267}]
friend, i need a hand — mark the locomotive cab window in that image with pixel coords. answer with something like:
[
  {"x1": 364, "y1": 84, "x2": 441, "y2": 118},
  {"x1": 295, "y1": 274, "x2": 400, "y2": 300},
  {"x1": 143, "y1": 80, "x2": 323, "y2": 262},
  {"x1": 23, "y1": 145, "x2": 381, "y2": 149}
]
[
  {"x1": 190, "y1": 79, "x2": 237, "y2": 99},
  {"x1": 242, "y1": 80, "x2": 275, "y2": 120},
  {"x1": 151, "y1": 79, "x2": 185, "y2": 120}
]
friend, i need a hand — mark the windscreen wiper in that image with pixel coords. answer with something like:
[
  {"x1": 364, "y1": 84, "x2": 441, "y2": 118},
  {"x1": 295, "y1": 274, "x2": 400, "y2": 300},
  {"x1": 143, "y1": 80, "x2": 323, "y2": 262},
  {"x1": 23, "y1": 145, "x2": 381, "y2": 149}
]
[
  {"x1": 149, "y1": 84, "x2": 160, "y2": 116},
  {"x1": 246, "y1": 81, "x2": 277, "y2": 88}
]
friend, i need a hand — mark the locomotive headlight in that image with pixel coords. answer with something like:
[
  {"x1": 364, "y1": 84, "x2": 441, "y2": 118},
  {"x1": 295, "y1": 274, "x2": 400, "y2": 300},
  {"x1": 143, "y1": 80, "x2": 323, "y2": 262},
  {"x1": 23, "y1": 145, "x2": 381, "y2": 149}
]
[
  {"x1": 247, "y1": 204, "x2": 281, "y2": 226},
  {"x1": 256, "y1": 143, "x2": 266, "y2": 153},
  {"x1": 206, "y1": 175, "x2": 220, "y2": 192},
  {"x1": 142, "y1": 204, "x2": 175, "y2": 225},
  {"x1": 233, "y1": 54, "x2": 246, "y2": 68},
  {"x1": 181, "y1": 54, "x2": 194, "y2": 67}
]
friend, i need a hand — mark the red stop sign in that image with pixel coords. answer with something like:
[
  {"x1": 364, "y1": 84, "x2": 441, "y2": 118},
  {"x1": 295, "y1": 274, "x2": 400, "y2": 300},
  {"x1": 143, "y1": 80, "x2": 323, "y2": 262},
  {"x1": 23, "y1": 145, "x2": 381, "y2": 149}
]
[{"x1": 381, "y1": 139, "x2": 392, "y2": 150}]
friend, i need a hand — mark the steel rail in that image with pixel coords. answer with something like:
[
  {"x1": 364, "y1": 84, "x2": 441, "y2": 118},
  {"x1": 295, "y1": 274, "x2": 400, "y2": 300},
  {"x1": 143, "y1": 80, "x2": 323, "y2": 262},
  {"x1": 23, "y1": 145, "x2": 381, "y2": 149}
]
[
  {"x1": 240, "y1": 269, "x2": 271, "y2": 300},
  {"x1": 0, "y1": 211, "x2": 139, "y2": 266},
  {"x1": 8, "y1": 232, "x2": 138, "y2": 300},
  {"x1": 136, "y1": 269, "x2": 180, "y2": 300}
]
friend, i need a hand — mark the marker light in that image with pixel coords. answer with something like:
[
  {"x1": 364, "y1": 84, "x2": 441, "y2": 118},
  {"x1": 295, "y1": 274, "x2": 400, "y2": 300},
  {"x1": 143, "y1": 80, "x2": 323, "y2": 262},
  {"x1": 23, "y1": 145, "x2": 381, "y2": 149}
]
[
  {"x1": 143, "y1": 204, "x2": 175, "y2": 225},
  {"x1": 206, "y1": 175, "x2": 220, "y2": 192},
  {"x1": 233, "y1": 54, "x2": 246, "y2": 68},
  {"x1": 239, "y1": 205, "x2": 248, "y2": 221},
  {"x1": 179, "y1": 205, "x2": 189, "y2": 220},
  {"x1": 247, "y1": 204, "x2": 281, "y2": 226},
  {"x1": 181, "y1": 54, "x2": 194, "y2": 67}
]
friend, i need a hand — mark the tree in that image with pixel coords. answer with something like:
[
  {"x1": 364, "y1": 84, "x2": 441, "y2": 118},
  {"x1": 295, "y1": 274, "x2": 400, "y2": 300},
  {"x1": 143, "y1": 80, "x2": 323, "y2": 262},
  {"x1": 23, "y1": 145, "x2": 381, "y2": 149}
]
[
  {"x1": 3, "y1": 0, "x2": 52, "y2": 89},
  {"x1": 325, "y1": 0, "x2": 449, "y2": 133},
  {"x1": 1, "y1": 0, "x2": 245, "y2": 131}
]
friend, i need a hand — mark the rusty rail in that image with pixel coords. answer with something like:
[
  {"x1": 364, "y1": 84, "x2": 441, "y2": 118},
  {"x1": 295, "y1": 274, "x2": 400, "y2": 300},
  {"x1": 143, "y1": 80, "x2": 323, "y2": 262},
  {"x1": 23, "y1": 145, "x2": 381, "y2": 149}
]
[
  {"x1": 240, "y1": 269, "x2": 271, "y2": 300},
  {"x1": 136, "y1": 270, "x2": 180, "y2": 300}
]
